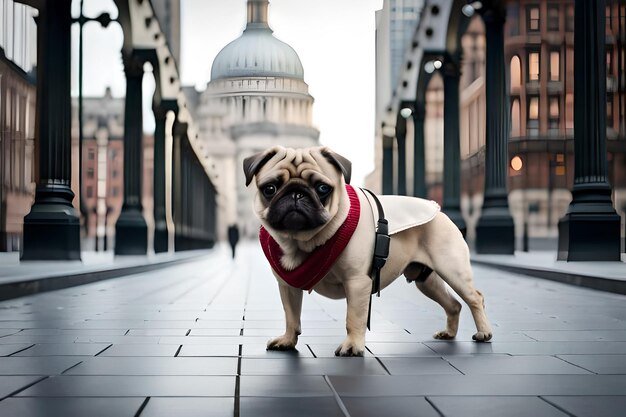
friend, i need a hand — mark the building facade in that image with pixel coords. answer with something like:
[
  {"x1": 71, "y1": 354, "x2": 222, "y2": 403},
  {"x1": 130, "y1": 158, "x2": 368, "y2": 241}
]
[
  {"x1": 0, "y1": 1, "x2": 37, "y2": 251},
  {"x1": 186, "y1": 0, "x2": 319, "y2": 239},
  {"x1": 459, "y1": 0, "x2": 626, "y2": 247},
  {"x1": 371, "y1": 0, "x2": 625, "y2": 249}
]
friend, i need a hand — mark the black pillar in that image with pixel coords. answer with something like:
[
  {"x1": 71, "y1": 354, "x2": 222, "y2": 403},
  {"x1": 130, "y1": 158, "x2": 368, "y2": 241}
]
[
  {"x1": 412, "y1": 103, "x2": 427, "y2": 198},
  {"x1": 442, "y1": 55, "x2": 467, "y2": 236},
  {"x1": 395, "y1": 114, "x2": 408, "y2": 195},
  {"x1": 382, "y1": 132, "x2": 394, "y2": 195},
  {"x1": 557, "y1": 0, "x2": 621, "y2": 261},
  {"x1": 115, "y1": 52, "x2": 147, "y2": 255},
  {"x1": 475, "y1": 3, "x2": 515, "y2": 254},
  {"x1": 22, "y1": 1, "x2": 81, "y2": 261},
  {"x1": 152, "y1": 104, "x2": 175, "y2": 253},
  {"x1": 171, "y1": 122, "x2": 186, "y2": 251}
]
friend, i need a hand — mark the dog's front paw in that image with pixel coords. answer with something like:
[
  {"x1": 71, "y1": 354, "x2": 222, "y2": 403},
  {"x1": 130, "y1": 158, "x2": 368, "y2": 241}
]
[
  {"x1": 472, "y1": 331, "x2": 493, "y2": 342},
  {"x1": 267, "y1": 335, "x2": 298, "y2": 351},
  {"x1": 433, "y1": 330, "x2": 456, "y2": 340},
  {"x1": 334, "y1": 338, "x2": 365, "y2": 357}
]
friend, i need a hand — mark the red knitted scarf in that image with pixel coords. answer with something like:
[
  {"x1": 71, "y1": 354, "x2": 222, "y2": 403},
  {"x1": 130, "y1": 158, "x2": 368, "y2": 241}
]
[{"x1": 259, "y1": 184, "x2": 360, "y2": 291}]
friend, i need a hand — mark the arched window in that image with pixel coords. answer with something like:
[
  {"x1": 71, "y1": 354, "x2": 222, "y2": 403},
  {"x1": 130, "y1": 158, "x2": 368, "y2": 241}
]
[
  {"x1": 510, "y1": 55, "x2": 521, "y2": 90},
  {"x1": 511, "y1": 98, "x2": 521, "y2": 137}
]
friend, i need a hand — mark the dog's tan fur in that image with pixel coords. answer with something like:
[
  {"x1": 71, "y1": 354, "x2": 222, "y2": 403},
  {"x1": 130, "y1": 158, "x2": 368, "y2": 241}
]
[{"x1": 245, "y1": 146, "x2": 492, "y2": 356}]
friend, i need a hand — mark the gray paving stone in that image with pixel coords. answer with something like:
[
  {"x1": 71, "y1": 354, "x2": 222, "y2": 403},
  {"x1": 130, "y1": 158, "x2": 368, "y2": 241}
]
[
  {"x1": 0, "y1": 357, "x2": 82, "y2": 375},
  {"x1": 179, "y1": 344, "x2": 240, "y2": 357},
  {"x1": 557, "y1": 354, "x2": 626, "y2": 374},
  {"x1": 340, "y1": 396, "x2": 440, "y2": 417},
  {"x1": 138, "y1": 397, "x2": 234, "y2": 417},
  {"x1": 328, "y1": 375, "x2": 626, "y2": 396},
  {"x1": 427, "y1": 341, "x2": 626, "y2": 356},
  {"x1": 366, "y1": 342, "x2": 440, "y2": 356},
  {"x1": 241, "y1": 357, "x2": 387, "y2": 376},
  {"x1": 13, "y1": 344, "x2": 111, "y2": 356},
  {"x1": 0, "y1": 376, "x2": 44, "y2": 399},
  {"x1": 427, "y1": 396, "x2": 568, "y2": 417},
  {"x1": 0, "y1": 344, "x2": 33, "y2": 356},
  {"x1": 239, "y1": 397, "x2": 344, "y2": 417},
  {"x1": 0, "y1": 397, "x2": 144, "y2": 417},
  {"x1": 188, "y1": 328, "x2": 241, "y2": 336},
  {"x1": 239, "y1": 375, "x2": 333, "y2": 397},
  {"x1": 127, "y1": 329, "x2": 189, "y2": 336},
  {"x1": 0, "y1": 329, "x2": 21, "y2": 337},
  {"x1": 444, "y1": 355, "x2": 592, "y2": 375},
  {"x1": 99, "y1": 344, "x2": 179, "y2": 357},
  {"x1": 523, "y1": 330, "x2": 626, "y2": 342},
  {"x1": 16, "y1": 375, "x2": 235, "y2": 397},
  {"x1": 379, "y1": 357, "x2": 462, "y2": 375},
  {"x1": 65, "y1": 357, "x2": 238, "y2": 375},
  {"x1": 17, "y1": 328, "x2": 127, "y2": 336},
  {"x1": 543, "y1": 396, "x2": 626, "y2": 417}
]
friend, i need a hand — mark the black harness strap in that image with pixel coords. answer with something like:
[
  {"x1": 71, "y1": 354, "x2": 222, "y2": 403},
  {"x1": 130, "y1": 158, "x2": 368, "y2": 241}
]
[{"x1": 361, "y1": 188, "x2": 390, "y2": 330}]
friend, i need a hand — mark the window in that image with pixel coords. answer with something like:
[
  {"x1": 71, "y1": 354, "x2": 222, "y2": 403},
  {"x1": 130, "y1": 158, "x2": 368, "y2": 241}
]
[
  {"x1": 606, "y1": 5, "x2": 612, "y2": 30},
  {"x1": 566, "y1": 5, "x2": 574, "y2": 31},
  {"x1": 550, "y1": 51, "x2": 560, "y2": 81},
  {"x1": 606, "y1": 48, "x2": 613, "y2": 76},
  {"x1": 112, "y1": 169, "x2": 118, "y2": 179},
  {"x1": 112, "y1": 187, "x2": 119, "y2": 197},
  {"x1": 547, "y1": 5, "x2": 559, "y2": 31},
  {"x1": 86, "y1": 186, "x2": 93, "y2": 198},
  {"x1": 87, "y1": 167, "x2": 94, "y2": 179},
  {"x1": 565, "y1": 93, "x2": 574, "y2": 131},
  {"x1": 528, "y1": 96, "x2": 539, "y2": 135},
  {"x1": 549, "y1": 96, "x2": 560, "y2": 130},
  {"x1": 527, "y1": 6, "x2": 540, "y2": 32},
  {"x1": 510, "y1": 56, "x2": 522, "y2": 89},
  {"x1": 511, "y1": 98, "x2": 521, "y2": 137},
  {"x1": 88, "y1": 150, "x2": 95, "y2": 160},
  {"x1": 110, "y1": 149, "x2": 117, "y2": 160},
  {"x1": 529, "y1": 52, "x2": 540, "y2": 81}
]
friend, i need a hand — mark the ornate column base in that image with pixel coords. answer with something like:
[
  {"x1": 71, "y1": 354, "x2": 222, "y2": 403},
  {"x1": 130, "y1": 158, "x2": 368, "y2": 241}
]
[
  {"x1": 475, "y1": 207, "x2": 515, "y2": 254},
  {"x1": 21, "y1": 185, "x2": 81, "y2": 260},
  {"x1": 114, "y1": 207, "x2": 147, "y2": 255},
  {"x1": 557, "y1": 186, "x2": 621, "y2": 261}
]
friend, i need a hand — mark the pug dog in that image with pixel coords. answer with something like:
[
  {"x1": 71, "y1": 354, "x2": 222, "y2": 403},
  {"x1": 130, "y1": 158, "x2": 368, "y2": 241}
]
[{"x1": 244, "y1": 146, "x2": 492, "y2": 356}]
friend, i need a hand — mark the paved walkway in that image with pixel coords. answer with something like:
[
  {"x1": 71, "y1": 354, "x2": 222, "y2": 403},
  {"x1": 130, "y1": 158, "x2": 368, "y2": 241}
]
[{"x1": 0, "y1": 242, "x2": 625, "y2": 416}]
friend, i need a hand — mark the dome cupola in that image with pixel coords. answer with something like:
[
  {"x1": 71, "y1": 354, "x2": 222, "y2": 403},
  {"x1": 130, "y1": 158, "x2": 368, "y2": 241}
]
[{"x1": 210, "y1": 0, "x2": 305, "y2": 81}]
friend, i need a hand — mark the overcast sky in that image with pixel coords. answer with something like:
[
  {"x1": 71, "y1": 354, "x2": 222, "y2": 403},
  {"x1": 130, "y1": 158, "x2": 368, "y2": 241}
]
[{"x1": 72, "y1": 0, "x2": 383, "y2": 186}]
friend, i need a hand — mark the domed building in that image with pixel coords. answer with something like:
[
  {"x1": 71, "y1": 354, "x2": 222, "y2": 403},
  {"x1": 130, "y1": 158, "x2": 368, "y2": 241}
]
[{"x1": 190, "y1": 0, "x2": 319, "y2": 240}]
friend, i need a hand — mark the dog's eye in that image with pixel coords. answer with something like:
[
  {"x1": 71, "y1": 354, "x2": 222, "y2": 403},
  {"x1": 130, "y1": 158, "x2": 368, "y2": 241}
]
[
  {"x1": 262, "y1": 184, "x2": 277, "y2": 198},
  {"x1": 315, "y1": 183, "x2": 332, "y2": 197}
]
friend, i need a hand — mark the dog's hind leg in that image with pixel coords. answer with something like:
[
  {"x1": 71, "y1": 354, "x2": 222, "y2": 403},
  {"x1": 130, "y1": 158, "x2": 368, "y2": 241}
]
[
  {"x1": 433, "y1": 259, "x2": 493, "y2": 342},
  {"x1": 409, "y1": 269, "x2": 462, "y2": 340}
]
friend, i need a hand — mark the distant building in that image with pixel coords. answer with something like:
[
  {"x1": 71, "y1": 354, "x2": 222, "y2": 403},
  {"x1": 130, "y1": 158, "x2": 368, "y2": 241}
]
[
  {"x1": 185, "y1": 0, "x2": 319, "y2": 239},
  {"x1": 369, "y1": 0, "x2": 424, "y2": 192},
  {"x1": 71, "y1": 88, "x2": 154, "y2": 251},
  {"x1": 0, "y1": 2, "x2": 37, "y2": 252}
]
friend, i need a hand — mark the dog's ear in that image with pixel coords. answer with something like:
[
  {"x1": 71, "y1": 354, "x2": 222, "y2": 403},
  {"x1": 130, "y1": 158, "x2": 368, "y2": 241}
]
[
  {"x1": 243, "y1": 149, "x2": 277, "y2": 186},
  {"x1": 322, "y1": 149, "x2": 352, "y2": 184}
]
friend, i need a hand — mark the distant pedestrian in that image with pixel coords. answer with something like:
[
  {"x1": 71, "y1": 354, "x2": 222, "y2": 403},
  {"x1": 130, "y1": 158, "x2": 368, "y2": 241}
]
[{"x1": 227, "y1": 224, "x2": 240, "y2": 259}]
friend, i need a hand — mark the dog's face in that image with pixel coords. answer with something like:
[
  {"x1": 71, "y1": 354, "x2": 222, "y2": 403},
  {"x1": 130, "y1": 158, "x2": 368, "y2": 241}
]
[{"x1": 243, "y1": 146, "x2": 351, "y2": 239}]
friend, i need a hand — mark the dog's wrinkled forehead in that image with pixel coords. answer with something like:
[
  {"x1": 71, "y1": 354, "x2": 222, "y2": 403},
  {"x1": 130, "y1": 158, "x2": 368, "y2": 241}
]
[
  {"x1": 243, "y1": 146, "x2": 351, "y2": 186},
  {"x1": 261, "y1": 148, "x2": 328, "y2": 183}
]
